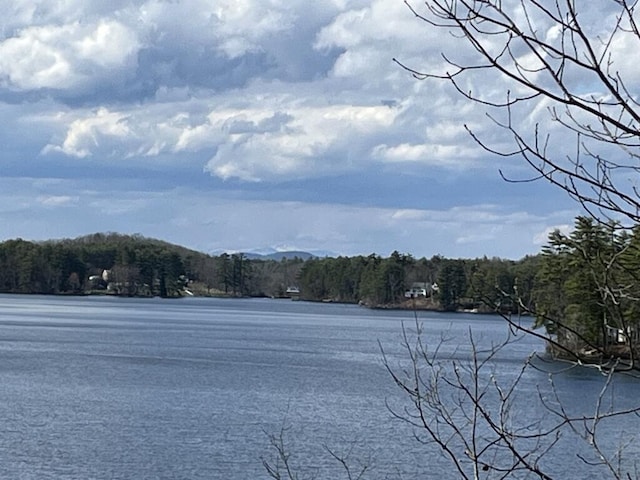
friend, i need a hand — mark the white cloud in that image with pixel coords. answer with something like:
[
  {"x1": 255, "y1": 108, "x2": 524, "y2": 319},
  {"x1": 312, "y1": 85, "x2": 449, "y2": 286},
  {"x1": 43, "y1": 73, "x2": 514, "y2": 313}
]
[
  {"x1": 26, "y1": 1, "x2": 484, "y2": 180},
  {"x1": 37, "y1": 195, "x2": 78, "y2": 207},
  {"x1": 372, "y1": 142, "x2": 478, "y2": 167},
  {"x1": 43, "y1": 97, "x2": 402, "y2": 181},
  {"x1": 204, "y1": 103, "x2": 399, "y2": 181},
  {"x1": 76, "y1": 21, "x2": 138, "y2": 68},
  {"x1": 43, "y1": 108, "x2": 132, "y2": 158},
  {"x1": 210, "y1": 0, "x2": 294, "y2": 58},
  {"x1": 0, "y1": 20, "x2": 139, "y2": 91},
  {"x1": 390, "y1": 209, "x2": 427, "y2": 221},
  {"x1": 316, "y1": 1, "x2": 432, "y2": 55},
  {"x1": 41, "y1": 101, "x2": 217, "y2": 161}
]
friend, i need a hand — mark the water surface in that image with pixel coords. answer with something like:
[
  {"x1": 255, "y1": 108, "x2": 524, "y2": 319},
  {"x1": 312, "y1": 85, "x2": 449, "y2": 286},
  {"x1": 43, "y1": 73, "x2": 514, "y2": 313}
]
[{"x1": 0, "y1": 295, "x2": 636, "y2": 479}]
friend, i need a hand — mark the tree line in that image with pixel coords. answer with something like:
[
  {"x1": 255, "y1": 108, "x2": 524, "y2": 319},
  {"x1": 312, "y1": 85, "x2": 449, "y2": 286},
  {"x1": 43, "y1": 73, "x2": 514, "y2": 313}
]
[
  {"x1": 296, "y1": 250, "x2": 540, "y2": 312},
  {"x1": 0, "y1": 232, "x2": 538, "y2": 307}
]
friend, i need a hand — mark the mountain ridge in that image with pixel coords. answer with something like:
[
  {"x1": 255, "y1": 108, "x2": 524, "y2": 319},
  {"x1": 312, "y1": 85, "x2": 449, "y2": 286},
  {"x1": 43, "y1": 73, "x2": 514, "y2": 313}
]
[{"x1": 240, "y1": 251, "x2": 318, "y2": 261}]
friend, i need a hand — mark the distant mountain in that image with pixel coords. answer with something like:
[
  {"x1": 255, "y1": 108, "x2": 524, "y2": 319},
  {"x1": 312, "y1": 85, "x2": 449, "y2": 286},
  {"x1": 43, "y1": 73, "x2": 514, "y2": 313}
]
[
  {"x1": 211, "y1": 246, "x2": 336, "y2": 260},
  {"x1": 242, "y1": 251, "x2": 318, "y2": 261}
]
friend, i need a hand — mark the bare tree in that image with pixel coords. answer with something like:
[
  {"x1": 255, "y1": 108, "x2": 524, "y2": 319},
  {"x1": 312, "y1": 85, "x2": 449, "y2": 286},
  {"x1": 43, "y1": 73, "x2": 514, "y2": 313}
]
[
  {"x1": 262, "y1": 421, "x2": 369, "y2": 480},
  {"x1": 381, "y1": 319, "x2": 640, "y2": 479},
  {"x1": 262, "y1": 424, "x2": 308, "y2": 480},
  {"x1": 397, "y1": 0, "x2": 640, "y2": 225}
]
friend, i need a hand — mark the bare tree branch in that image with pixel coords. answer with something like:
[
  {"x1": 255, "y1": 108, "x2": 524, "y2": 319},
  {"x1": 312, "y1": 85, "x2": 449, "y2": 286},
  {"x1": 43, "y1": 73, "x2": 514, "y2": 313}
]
[{"x1": 399, "y1": 0, "x2": 640, "y2": 224}]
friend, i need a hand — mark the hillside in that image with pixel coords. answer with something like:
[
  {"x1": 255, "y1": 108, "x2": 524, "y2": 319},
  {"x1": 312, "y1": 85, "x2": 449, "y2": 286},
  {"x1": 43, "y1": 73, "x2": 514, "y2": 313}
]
[{"x1": 0, "y1": 233, "x2": 305, "y2": 299}]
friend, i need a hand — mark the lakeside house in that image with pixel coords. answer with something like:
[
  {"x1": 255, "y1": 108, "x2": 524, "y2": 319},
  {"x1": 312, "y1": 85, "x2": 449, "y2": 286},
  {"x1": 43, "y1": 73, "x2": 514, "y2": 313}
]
[
  {"x1": 404, "y1": 282, "x2": 439, "y2": 298},
  {"x1": 285, "y1": 286, "x2": 301, "y2": 300}
]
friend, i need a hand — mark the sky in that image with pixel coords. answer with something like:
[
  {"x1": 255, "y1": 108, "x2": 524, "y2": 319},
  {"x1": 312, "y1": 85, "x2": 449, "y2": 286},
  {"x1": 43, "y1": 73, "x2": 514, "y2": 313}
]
[{"x1": 0, "y1": 0, "x2": 601, "y2": 260}]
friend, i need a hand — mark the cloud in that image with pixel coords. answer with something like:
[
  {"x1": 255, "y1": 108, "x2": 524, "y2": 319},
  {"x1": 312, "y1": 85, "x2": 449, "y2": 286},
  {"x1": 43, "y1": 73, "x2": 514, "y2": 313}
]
[
  {"x1": 31, "y1": 1, "x2": 501, "y2": 181},
  {"x1": 43, "y1": 108, "x2": 133, "y2": 158},
  {"x1": 204, "y1": 103, "x2": 399, "y2": 181},
  {"x1": 0, "y1": 20, "x2": 139, "y2": 91},
  {"x1": 37, "y1": 195, "x2": 78, "y2": 207},
  {"x1": 43, "y1": 97, "x2": 403, "y2": 181},
  {"x1": 0, "y1": 1, "x2": 344, "y2": 103},
  {"x1": 372, "y1": 142, "x2": 478, "y2": 167}
]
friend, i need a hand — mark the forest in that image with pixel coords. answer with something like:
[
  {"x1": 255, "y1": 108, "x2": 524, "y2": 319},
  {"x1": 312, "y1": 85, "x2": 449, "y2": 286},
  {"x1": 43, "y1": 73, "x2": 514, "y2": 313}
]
[{"x1": 0, "y1": 230, "x2": 537, "y2": 308}]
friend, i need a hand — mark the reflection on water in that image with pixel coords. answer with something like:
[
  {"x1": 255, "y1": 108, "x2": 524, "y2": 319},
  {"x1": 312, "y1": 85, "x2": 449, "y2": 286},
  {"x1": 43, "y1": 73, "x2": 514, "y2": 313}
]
[{"x1": 0, "y1": 294, "x2": 636, "y2": 478}]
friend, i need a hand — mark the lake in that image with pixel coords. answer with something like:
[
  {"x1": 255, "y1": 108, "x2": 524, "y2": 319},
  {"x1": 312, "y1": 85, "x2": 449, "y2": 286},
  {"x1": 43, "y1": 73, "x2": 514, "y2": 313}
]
[{"x1": 0, "y1": 294, "x2": 637, "y2": 479}]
